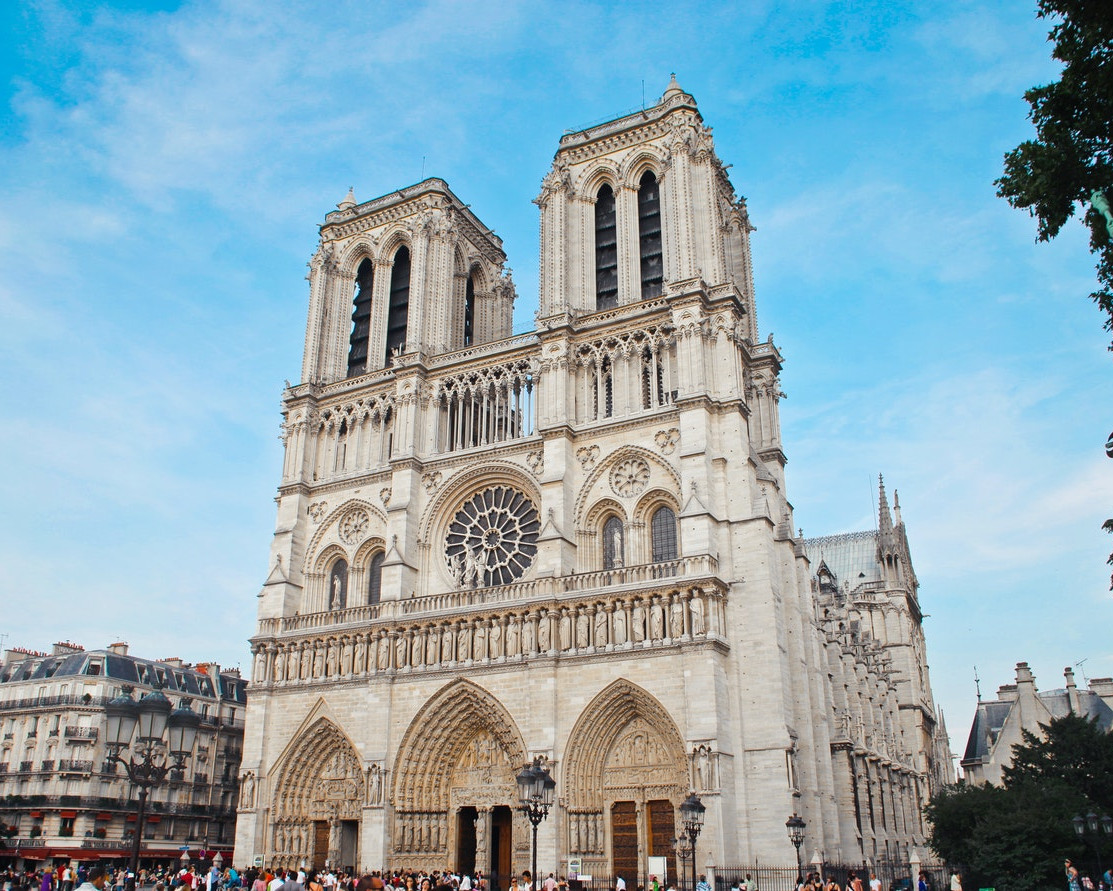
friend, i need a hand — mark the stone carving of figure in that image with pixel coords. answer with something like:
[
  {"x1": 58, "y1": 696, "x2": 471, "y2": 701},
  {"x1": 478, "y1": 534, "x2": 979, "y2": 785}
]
[
  {"x1": 690, "y1": 594, "x2": 705, "y2": 635},
  {"x1": 458, "y1": 622, "x2": 472, "y2": 661},
  {"x1": 559, "y1": 608, "x2": 572, "y2": 650},
  {"x1": 300, "y1": 645, "x2": 311, "y2": 679},
  {"x1": 331, "y1": 574, "x2": 343, "y2": 609},
  {"x1": 611, "y1": 524, "x2": 624, "y2": 569},
  {"x1": 426, "y1": 628, "x2": 438, "y2": 664},
  {"x1": 354, "y1": 637, "x2": 366, "y2": 674},
  {"x1": 538, "y1": 612, "x2": 551, "y2": 651},
  {"x1": 594, "y1": 607, "x2": 608, "y2": 647},
  {"x1": 341, "y1": 639, "x2": 352, "y2": 675},
  {"x1": 633, "y1": 601, "x2": 646, "y2": 642},
  {"x1": 464, "y1": 546, "x2": 482, "y2": 589},
  {"x1": 377, "y1": 633, "x2": 390, "y2": 670},
  {"x1": 700, "y1": 745, "x2": 712, "y2": 789},
  {"x1": 326, "y1": 641, "x2": 338, "y2": 676},
  {"x1": 253, "y1": 649, "x2": 266, "y2": 682},
  {"x1": 313, "y1": 643, "x2": 325, "y2": 677},
  {"x1": 449, "y1": 552, "x2": 465, "y2": 588},
  {"x1": 441, "y1": 625, "x2": 455, "y2": 662},
  {"x1": 670, "y1": 598, "x2": 685, "y2": 637},
  {"x1": 240, "y1": 771, "x2": 255, "y2": 808},
  {"x1": 475, "y1": 811, "x2": 487, "y2": 852},
  {"x1": 576, "y1": 611, "x2": 590, "y2": 648},
  {"x1": 395, "y1": 633, "x2": 407, "y2": 668},
  {"x1": 489, "y1": 619, "x2": 502, "y2": 659},
  {"x1": 613, "y1": 608, "x2": 628, "y2": 645},
  {"x1": 474, "y1": 621, "x2": 487, "y2": 661},
  {"x1": 367, "y1": 764, "x2": 382, "y2": 805},
  {"x1": 650, "y1": 598, "x2": 665, "y2": 639},
  {"x1": 410, "y1": 631, "x2": 423, "y2": 666},
  {"x1": 506, "y1": 617, "x2": 520, "y2": 657},
  {"x1": 272, "y1": 649, "x2": 285, "y2": 682}
]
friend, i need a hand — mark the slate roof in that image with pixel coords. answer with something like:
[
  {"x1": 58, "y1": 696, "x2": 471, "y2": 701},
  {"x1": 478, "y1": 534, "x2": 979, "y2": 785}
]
[{"x1": 803, "y1": 529, "x2": 881, "y2": 590}]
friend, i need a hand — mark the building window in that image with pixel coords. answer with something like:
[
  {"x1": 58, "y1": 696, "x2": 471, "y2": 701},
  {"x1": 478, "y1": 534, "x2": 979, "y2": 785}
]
[
  {"x1": 385, "y1": 246, "x2": 411, "y2": 361},
  {"x1": 347, "y1": 258, "x2": 374, "y2": 378},
  {"x1": 367, "y1": 552, "x2": 384, "y2": 605},
  {"x1": 638, "y1": 171, "x2": 663, "y2": 299},
  {"x1": 328, "y1": 560, "x2": 348, "y2": 611},
  {"x1": 464, "y1": 272, "x2": 476, "y2": 346},
  {"x1": 595, "y1": 185, "x2": 618, "y2": 310},
  {"x1": 603, "y1": 516, "x2": 625, "y2": 570},
  {"x1": 650, "y1": 507, "x2": 678, "y2": 563}
]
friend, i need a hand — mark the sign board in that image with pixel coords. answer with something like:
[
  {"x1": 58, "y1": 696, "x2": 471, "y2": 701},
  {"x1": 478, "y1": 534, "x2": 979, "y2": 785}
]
[
  {"x1": 254, "y1": 857, "x2": 264, "y2": 868},
  {"x1": 569, "y1": 860, "x2": 582, "y2": 879},
  {"x1": 648, "y1": 857, "x2": 668, "y2": 883}
]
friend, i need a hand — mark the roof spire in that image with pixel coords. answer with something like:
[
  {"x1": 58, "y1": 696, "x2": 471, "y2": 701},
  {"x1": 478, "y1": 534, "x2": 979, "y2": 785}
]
[
  {"x1": 338, "y1": 186, "x2": 356, "y2": 211},
  {"x1": 878, "y1": 474, "x2": 893, "y2": 535},
  {"x1": 661, "y1": 73, "x2": 684, "y2": 102},
  {"x1": 892, "y1": 490, "x2": 903, "y2": 526}
]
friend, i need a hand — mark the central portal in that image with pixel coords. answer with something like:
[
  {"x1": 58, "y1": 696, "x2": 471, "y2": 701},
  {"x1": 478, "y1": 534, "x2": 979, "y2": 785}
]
[{"x1": 490, "y1": 806, "x2": 512, "y2": 890}]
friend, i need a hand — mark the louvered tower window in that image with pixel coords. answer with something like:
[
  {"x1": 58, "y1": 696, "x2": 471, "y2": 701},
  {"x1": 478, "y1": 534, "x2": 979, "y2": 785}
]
[
  {"x1": 367, "y1": 552, "x2": 384, "y2": 605},
  {"x1": 651, "y1": 506, "x2": 678, "y2": 563},
  {"x1": 638, "y1": 171, "x2": 663, "y2": 300},
  {"x1": 464, "y1": 271, "x2": 476, "y2": 346},
  {"x1": 347, "y1": 259, "x2": 374, "y2": 377},
  {"x1": 595, "y1": 185, "x2": 618, "y2": 310},
  {"x1": 385, "y1": 246, "x2": 411, "y2": 362}
]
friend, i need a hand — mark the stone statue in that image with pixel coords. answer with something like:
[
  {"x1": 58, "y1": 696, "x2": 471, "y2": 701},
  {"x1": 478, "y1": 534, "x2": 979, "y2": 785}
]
[
  {"x1": 442, "y1": 625, "x2": 455, "y2": 662},
  {"x1": 354, "y1": 637, "x2": 366, "y2": 673},
  {"x1": 474, "y1": 622, "x2": 487, "y2": 660},
  {"x1": 240, "y1": 771, "x2": 256, "y2": 808},
  {"x1": 395, "y1": 633, "x2": 407, "y2": 668},
  {"x1": 611, "y1": 524, "x2": 624, "y2": 568},
  {"x1": 576, "y1": 611, "x2": 590, "y2": 648},
  {"x1": 613, "y1": 608, "x2": 628, "y2": 645},
  {"x1": 377, "y1": 634, "x2": 390, "y2": 670},
  {"x1": 300, "y1": 646, "x2": 311, "y2": 678},
  {"x1": 594, "y1": 607, "x2": 608, "y2": 646},
  {"x1": 326, "y1": 642, "x2": 338, "y2": 676},
  {"x1": 489, "y1": 619, "x2": 502, "y2": 658},
  {"x1": 426, "y1": 629, "x2": 438, "y2": 664},
  {"x1": 633, "y1": 601, "x2": 646, "y2": 642},
  {"x1": 559, "y1": 609, "x2": 572, "y2": 650},
  {"x1": 340, "y1": 639, "x2": 352, "y2": 674},
  {"x1": 410, "y1": 631, "x2": 423, "y2": 666},
  {"x1": 670, "y1": 599, "x2": 685, "y2": 637},
  {"x1": 690, "y1": 594, "x2": 705, "y2": 635},
  {"x1": 524, "y1": 614, "x2": 536, "y2": 654},
  {"x1": 649, "y1": 599, "x2": 664, "y2": 639},
  {"x1": 450, "y1": 552, "x2": 465, "y2": 588},
  {"x1": 272, "y1": 649, "x2": 285, "y2": 682},
  {"x1": 312, "y1": 644, "x2": 324, "y2": 677},
  {"x1": 458, "y1": 622, "x2": 472, "y2": 661},
  {"x1": 506, "y1": 617, "x2": 520, "y2": 656},
  {"x1": 464, "y1": 546, "x2": 482, "y2": 589},
  {"x1": 538, "y1": 612, "x2": 551, "y2": 651},
  {"x1": 331, "y1": 574, "x2": 343, "y2": 609}
]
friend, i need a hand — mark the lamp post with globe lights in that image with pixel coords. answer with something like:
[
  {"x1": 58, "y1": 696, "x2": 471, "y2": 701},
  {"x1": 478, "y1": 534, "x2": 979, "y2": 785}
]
[
  {"x1": 105, "y1": 688, "x2": 201, "y2": 889},
  {"x1": 516, "y1": 757, "x2": 556, "y2": 891},
  {"x1": 1072, "y1": 811, "x2": 1113, "y2": 880},
  {"x1": 673, "y1": 793, "x2": 705, "y2": 891},
  {"x1": 785, "y1": 814, "x2": 806, "y2": 885}
]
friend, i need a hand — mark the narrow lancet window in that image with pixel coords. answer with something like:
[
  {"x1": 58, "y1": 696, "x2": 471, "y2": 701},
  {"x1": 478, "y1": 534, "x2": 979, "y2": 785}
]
[
  {"x1": 367, "y1": 552, "x2": 384, "y2": 605},
  {"x1": 464, "y1": 272, "x2": 476, "y2": 346},
  {"x1": 595, "y1": 185, "x2": 618, "y2": 310},
  {"x1": 651, "y1": 506, "x2": 678, "y2": 563},
  {"x1": 385, "y1": 246, "x2": 411, "y2": 362},
  {"x1": 638, "y1": 171, "x2": 663, "y2": 300},
  {"x1": 347, "y1": 259, "x2": 374, "y2": 377}
]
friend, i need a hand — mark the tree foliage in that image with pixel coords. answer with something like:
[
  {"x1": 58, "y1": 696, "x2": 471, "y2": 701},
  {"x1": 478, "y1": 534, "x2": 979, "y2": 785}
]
[
  {"x1": 996, "y1": 0, "x2": 1113, "y2": 339},
  {"x1": 928, "y1": 715, "x2": 1113, "y2": 891}
]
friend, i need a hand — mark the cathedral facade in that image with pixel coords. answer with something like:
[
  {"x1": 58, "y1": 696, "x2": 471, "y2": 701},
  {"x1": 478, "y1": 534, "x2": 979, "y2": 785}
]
[{"x1": 235, "y1": 79, "x2": 951, "y2": 880}]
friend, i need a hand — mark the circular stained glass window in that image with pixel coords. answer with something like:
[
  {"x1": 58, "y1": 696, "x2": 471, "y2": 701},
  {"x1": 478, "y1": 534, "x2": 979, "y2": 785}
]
[{"x1": 445, "y1": 486, "x2": 540, "y2": 588}]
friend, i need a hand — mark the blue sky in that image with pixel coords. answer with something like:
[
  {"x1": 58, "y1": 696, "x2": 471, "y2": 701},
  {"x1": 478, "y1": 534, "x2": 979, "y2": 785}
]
[{"x1": 2, "y1": 0, "x2": 1111, "y2": 764}]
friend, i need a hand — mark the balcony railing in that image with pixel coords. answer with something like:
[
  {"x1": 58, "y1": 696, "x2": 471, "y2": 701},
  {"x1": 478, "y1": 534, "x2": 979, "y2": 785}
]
[
  {"x1": 64, "y1": 726, "x2": 98, "y2": 741},
  {"x1": 18, "y1": 761, "x2": 32, "y2": 773},
  {"x1": 57, "y1": 760, "x2": 93, "y2": 773},
  {"x1": 39, "y1": 761, "x2": 54, "y2": 772},
  {"x1": 0, "y1": 694, "x2": 110, "y2": 713},
  {"x1": 257, "y1": 554, "x2": 721, "y2": 636}
]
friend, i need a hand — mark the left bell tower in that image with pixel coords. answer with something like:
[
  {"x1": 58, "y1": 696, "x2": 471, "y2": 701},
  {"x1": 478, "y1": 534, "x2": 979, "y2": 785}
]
[{"x1": 301, "y1": 179, "x2": 514, "y2": 384}]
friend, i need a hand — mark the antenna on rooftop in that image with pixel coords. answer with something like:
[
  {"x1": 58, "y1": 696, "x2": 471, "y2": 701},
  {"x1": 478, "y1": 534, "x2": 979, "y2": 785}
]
[
  {"x1": 1075, "y1": 658, "x2": 1089, "y2": 684},
  {"x1": 974, "y1": 665, "x2": 982, "y2": 702}
]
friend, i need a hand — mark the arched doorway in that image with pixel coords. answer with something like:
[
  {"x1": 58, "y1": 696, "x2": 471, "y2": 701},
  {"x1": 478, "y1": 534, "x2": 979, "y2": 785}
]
[
  {"x1": 563, "y1": 680, "x2": 688, "y2": 884},
  {"x1": 392, "y1": 680, "x2": 530, "y2": 885},
  {"x1": 270, "y1": 719, "x2": 364, "y2": 872}
]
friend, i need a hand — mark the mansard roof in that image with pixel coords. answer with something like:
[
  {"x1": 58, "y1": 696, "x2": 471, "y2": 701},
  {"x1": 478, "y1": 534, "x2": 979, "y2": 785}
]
[{"x1": 0, "y1": 647, "x2": 246, "y2": 704}]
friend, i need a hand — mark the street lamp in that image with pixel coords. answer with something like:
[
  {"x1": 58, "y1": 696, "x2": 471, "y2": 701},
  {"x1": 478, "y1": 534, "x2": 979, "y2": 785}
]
[
  {"x1": 106, "y1": 689, "x2": 201, "y2": 890},
  {"x1": 785, "y1": 814, "x2": 806, "y2": 884},
  {"x1": 516, "y1": 757, "x2": 556, "y2": 891},
  {"x1": 1072, "y1": 811, "x2": 1113, "y2": 879},
  {"x1": 678, "y1": 793, "x2": 705, "y2": 891}
]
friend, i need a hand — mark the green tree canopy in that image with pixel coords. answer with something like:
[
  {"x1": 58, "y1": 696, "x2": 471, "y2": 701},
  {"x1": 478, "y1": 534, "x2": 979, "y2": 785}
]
[
  {"x1": 928, "y1": 715, "x2": 1113, "y2": 891},
  {"x1": 996, "y1": 0, "x2": 1113, "y2": 339}
]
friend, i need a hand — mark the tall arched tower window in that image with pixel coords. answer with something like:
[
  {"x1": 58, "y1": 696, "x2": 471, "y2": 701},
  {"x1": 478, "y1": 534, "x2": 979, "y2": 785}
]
[
  {"x1": 464, "y1": 271, "x2": 476, "y2": 346},
  {"x1": 603, "y1": 515, "x2": 625, "y2": 570},
  {"x1": 650, "y1": 506, "x2": 677, "y2": 563},
  {"x1": 385, "y1": 246, "x2": 411, "y2": 362},
  {"x1": 347, "y1": 258, "x2": 375, "y2": 377},
  {"x1": 367, "y1": 552, "x2": 384, "y2": 605},
  {"x1": 595, "y1": 185, "x2": 618, "y2": 310},
  {"x1": 638, "y1": 171, "x2": 663, "y2": 300},
  {"x1": 328, "y1": 559, "x2": 348, "y2": 611}
]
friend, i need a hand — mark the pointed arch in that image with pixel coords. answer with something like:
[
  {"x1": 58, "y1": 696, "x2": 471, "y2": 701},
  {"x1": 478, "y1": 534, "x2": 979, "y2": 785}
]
[
  {"x1": 392, "y1": 678, "x2": 528, "y2": 812},
  {"x1": 562, "y1": 678, "x2": 687, "y2": 812},
  {"x1": 270, "y1": 716, "x2": 364, "y2": 827}
]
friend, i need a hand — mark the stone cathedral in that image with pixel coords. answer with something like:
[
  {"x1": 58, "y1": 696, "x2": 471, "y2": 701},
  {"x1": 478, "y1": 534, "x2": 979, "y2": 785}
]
[{"x1": 236, "y1": 78, "x2": 953, "y2": 880}]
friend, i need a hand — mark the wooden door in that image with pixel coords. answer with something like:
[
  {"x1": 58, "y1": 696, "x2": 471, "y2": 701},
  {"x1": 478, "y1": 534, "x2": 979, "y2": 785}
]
[
  {"x1": 611, "y1": 802, "x2": 638, "y2": 882},
  {"x1": 312, "y1": 820, "x2": 329, "y2": 870},
  {"x1": 647, "y1": 801, "x2": 676, "y2": 884}
]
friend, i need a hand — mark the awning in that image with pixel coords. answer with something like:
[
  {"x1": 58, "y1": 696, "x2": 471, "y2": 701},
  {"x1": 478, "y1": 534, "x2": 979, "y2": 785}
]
[
  {"x1": 127, "y1": 814, "x2": 137, "y2": 822},
  {"x1": 95, "y1": 813, "x2": 112, "y2": 821},
  {"x1": 29, "y1": 811, "x2": 43, "y2": 818},
  {"x1": 146, "y1": 816, "x2": 161, "y2": 823},
  {"x1": 60, "y1": 811, "x2": 77, "y2": 818}
]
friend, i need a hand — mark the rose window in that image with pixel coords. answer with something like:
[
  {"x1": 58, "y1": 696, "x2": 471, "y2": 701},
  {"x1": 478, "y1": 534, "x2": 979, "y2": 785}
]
[{"x1": 445, "y1": 486, "x2": 540, "y2": 588}]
